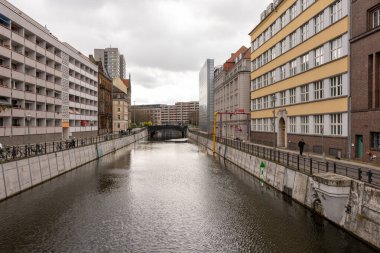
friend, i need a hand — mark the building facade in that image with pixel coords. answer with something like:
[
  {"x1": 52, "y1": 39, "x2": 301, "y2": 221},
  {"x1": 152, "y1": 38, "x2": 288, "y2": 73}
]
[
  {"x1": 94, "y1": 48, "x2": 126, "y2": 79},
  {"x1": 250, "y1": 0, "x2": 350, "y2": 157},
  {"x1": 133, "y1": 104, "x2": 163, "y2": 125},
  {"x1": 350, "y1": 0, "x2": 380, "y2": 161},
  {"x1": 199, "y1": 59, "x2": 215, "y2": 133},
  {"x1": 214, "y1": 46, "x2": 251, "y2": 140},
  {"x1": 112, "y1": 77, "x2": 129, "y2": 132},
  {"x1": 0, "y1": 0, "x2": 98, "y2": 145},
  {"x1": 90, "y1": 55, "x2": 113, "y2": 135}
]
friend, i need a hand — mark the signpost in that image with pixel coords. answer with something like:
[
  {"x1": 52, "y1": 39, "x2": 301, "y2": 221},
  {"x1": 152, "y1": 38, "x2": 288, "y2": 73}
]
[{"x1": 260, "y1": 161, "x2": 266, "y2": 181}]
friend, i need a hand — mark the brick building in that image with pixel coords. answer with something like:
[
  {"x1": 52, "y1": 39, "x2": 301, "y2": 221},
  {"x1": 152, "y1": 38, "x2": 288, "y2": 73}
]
[{"x1": 350, "y1": 0, "x2": 380, "y2": 161}]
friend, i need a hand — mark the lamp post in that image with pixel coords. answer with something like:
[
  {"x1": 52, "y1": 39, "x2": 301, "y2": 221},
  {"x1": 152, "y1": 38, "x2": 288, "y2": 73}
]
[
  {"x1": 26, "y1": 114, "x2": 31, "y2": 144},
  {"x1": 133, "y1": 101, "x2": 136, "y2": 126},
  {"x1": 272, "y1": 94, "x2": 277, "y2": 151}
]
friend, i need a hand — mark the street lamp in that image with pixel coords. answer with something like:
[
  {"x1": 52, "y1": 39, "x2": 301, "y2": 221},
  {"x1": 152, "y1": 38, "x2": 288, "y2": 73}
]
[
  {"x1": 272, "y1": 94, "x2": 277, "y2": 150},
  {"x1": 133, "y1": 101, "x2": 136, "y2": 126},
  {"x1": 26, "y1": 114, "x2": 31, "y2": 144}
]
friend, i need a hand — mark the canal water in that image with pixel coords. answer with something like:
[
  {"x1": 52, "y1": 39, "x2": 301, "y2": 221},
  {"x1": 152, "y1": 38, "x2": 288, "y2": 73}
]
[{"x1": 0, "y1": 141, "x2": 376, "y2": 253}]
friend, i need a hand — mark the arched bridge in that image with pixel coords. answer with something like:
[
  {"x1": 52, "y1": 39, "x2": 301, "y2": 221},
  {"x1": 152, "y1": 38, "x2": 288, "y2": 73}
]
[{"x1": 147, "y1": 125, "x2": 188, "y2": 140}]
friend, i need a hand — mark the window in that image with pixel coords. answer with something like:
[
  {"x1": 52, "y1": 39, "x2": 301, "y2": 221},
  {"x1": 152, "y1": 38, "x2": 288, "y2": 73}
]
[
  {"x1": 290, "y1": 60, "x2": 297, "y2": 76},
  {"x1": 280, "y1": 91, "x2": 286, "y2": 106},
  {"x1": 280, "y1": 39, "x2": 286, "y2": 54},
  {"x1": 314, "y1": 81, "x2": 324, "y2": 100},
  {"x1": 314, "y1": 115, "x2": 324, "y2": 134},
  {"x1": 258, "y1": 119, "x2": 263, "y2": 131},
  {"x1": 280, "y1": 65, "x2": 286, "y2": 80},
  {"x1": 289, "y1": 32, "x2": 297, "y2": 48},
  {"x1": 330, "y1": 113, "x2": 342, "y2": 135},
  {"x1": 301, "y1": 54, "x2": 309, "y2": 72},
  {"x1": 281, "y1": 13, "x2": 286, "y2": 28},
  {"x1": 330, "y1": 0, "x2": 342, "y2": 23},
  {"x1": 330, "y1": 75, "x2": 343, "y2": 97},
  {"x1": 301, "y1": 116, "x2": 309, "y2": 134},
  {"x1": 314, "y1": 46, "x2": 324, "y2": 66},
  {"x1": 300, "y1": 85, "x2": 309, "y2": 102},
  {"x1": 251, "y1": 79, "x2": 257, "y2": 91},
  {"x1": 251, "y1": 100, "x2": 257, "y2": 110},
  {"x1": 257, "y1": 77, "x2": 262, "y2": 89},
  {"x1": 372, "y1": 9, "x2": 380, "y2": 29},
  {"x1": 263, "y1": 118, "x2": 269, "y2": 132},
  {"x1": 270, "y1": 70, "x2": 276, "y2": 84},
  {"x1": 270, "y1": 46, "x2": 276, "y2": 60},
  {"x1": 371, "y1": 132, "x2": 380, "y2": 150},
  {"x1": 290, "y1": 4, "x2": 297, "y2": 20},
  {"x1": 314, "y1": 12, "x2": 324, "y2": 33},
  {"x1": 301, "y1": 0, "x2": 309, "y2": 11},
  {"x1": 263, "y1": 51, "x2": 268, "y2": 65},
  {"x1": 330, "y1": 37, "x2": 342, "y2": 60},
  {"x1": 263, "y1": 96, "x2": 269, "y2": 109},
  {"x1": 301, "y1": 23, "x2": 309, "y2": 42},
  {"x1": 257, "y1": 98, "x2": 262, "y2": 110},
  {"x1": 263, "y1": 73, "x2": 269, "y2": 87},
  {"x1": 289, "y1": 117, "x2": 296, "y2": 133},
  {"x1": 290, "y1": 88, "x2": 296, "y2": 104},
  {"x1": 117, "y1": 108, "x2": 121, "y2": 112}
]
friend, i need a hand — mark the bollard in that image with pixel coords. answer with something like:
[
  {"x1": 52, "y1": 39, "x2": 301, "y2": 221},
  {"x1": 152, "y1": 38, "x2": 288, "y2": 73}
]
[
  {"x1": 297, "y1": 155, "x2": 300, "y2": 170},
  {"x1": 368, "y1": 169, "x2": 373, "y2": 184},
  {"x1": 326, "y1": 162, "x2": 329, "y2": 172},
  {"x1": 310, "y1": 158, "x2": 313, "y2": 175},
  {"x1": 287, "y1": 153, "x2": 289, "y2": 166},
  {"x1": 334, "y1": 162, "x2": 337, "y2": 174},
  {"x1": 358, "y1": 168, "x2": 362, "y2": 180}
]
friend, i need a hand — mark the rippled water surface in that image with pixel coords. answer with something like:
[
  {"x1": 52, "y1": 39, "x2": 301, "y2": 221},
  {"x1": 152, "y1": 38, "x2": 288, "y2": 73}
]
[{"x1": 0, "y1": 141, "x2": 376, "y2": 252}]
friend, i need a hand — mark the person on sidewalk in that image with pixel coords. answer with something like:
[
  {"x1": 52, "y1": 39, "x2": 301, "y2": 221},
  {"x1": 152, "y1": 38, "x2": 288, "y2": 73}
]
[{"x1": 298, "y1": 139, "x2": 305, "y2": 156}]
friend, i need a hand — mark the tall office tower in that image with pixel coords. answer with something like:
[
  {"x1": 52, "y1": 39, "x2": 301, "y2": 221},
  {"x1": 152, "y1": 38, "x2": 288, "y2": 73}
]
[
  {"x1": 94, "y1": 48, "x2": 126, "y2": 79},
  {"x1": 199, "y1": 59, "x2": 214, "y2": 133},
  {"x1": 250, "y1": 0, "x2": 349, "y2": 157}
]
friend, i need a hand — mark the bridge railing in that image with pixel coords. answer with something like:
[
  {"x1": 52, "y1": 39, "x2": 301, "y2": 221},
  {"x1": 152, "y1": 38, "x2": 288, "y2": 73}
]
[
  {"x1": 0, "y1": 128, "x2": 146, "y2": 163},
  {"x1": 189, "y1": 129, "x2": 380, "y2": 188}
]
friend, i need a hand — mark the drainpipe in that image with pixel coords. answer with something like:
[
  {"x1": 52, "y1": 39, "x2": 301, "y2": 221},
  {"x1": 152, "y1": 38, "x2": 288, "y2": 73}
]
[{"x1": 347, "y1": 2, "x2": 352, "y2": 159}]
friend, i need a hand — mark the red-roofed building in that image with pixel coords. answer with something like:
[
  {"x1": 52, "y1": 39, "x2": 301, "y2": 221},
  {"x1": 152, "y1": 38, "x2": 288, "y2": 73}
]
[{"x1": 214, "y1": 46, "x2": 251, "y2": 140}]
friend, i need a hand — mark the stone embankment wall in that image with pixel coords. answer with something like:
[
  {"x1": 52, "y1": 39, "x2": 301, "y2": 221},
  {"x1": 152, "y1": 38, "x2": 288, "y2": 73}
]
[
  {"x1": 0, "y1": 130, "x2": 147, "y2": 202},
  {"x1": 188, "y1": 132, "x2": 380, "y2": 250}
]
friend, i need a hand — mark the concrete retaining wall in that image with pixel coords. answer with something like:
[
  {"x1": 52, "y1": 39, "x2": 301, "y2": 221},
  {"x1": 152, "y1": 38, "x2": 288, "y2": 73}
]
[
  {"x1": 0, "y1": 130, "x2": 147, "y2": 202},
  {"x1": 188, "y1": 132, "x2": 380, "y2": 250}
]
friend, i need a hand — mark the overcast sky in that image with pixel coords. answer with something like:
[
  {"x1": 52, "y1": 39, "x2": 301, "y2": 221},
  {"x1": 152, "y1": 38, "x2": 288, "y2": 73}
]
[{"x1": 8, "y1": 0, "x2": 272, "y2": 105}]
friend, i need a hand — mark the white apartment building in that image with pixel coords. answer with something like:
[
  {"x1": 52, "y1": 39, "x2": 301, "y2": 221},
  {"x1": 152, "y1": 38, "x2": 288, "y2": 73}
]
[
  {"x1": 214, "y1": 46, "x2": 251, "y2": 140},
  {"x1": 0, "y1": 0, "x2": 98, "y2": 145}
]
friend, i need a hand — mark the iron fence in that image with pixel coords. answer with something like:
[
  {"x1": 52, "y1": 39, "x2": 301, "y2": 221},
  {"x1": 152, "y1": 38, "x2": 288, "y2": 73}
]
[
  {"x1": 0, "y1": 129, "x2": 145, "y2": 163},
  {"x1": 189, "y1": 129, "x2": 380, "y2": 187}
]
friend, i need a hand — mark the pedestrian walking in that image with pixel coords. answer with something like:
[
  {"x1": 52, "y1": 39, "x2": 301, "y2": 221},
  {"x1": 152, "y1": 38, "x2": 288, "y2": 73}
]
[{"x1": 298, "y1": 139, "x2": 305, "y2": 156}]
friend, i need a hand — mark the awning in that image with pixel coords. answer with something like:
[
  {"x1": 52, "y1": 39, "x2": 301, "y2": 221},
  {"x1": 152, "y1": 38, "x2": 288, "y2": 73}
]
[{"x1": 0, "y1": 97, "x2": 11, "y2": 106}]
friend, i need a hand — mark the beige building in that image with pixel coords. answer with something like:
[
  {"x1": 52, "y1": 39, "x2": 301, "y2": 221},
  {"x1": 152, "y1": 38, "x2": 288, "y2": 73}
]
[
  {"x1": 112, "y1": 77, "x2": 129, "y2": 132},
  {"x1": 214, "y1": 46, "x2": 251, "y2": 140}
]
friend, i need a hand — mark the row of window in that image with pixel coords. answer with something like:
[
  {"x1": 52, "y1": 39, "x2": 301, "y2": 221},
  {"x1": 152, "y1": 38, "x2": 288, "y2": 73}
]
[
  {"x1": 252, "y1": 113, "x2": 344, "y2": 136},
  {"x1": 253, "y1": 0, "x2": 316, "y2": 51},
  {"x1": 251, "y1": 36, "x2": 344, "y2": 91},
  {"x1": 251, "y1": 75, "x2": 344, "y2": 110},
  {"x1": 252, "y1": 0, "x2": 344, "y2": 72}
]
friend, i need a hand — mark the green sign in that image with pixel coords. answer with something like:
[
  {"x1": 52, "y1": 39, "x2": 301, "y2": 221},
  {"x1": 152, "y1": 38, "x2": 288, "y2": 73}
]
[{"x1": 260, "y1": 162, "x2": 266, "y2": 168}]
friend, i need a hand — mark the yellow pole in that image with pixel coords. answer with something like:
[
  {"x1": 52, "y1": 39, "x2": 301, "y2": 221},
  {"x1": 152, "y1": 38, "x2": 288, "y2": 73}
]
[{"x1": 212, "y1": 112, "x2": 218, "y2": 158}]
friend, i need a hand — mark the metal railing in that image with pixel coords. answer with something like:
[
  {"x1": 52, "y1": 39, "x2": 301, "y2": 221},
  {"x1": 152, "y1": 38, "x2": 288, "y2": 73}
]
[
  {"x1": 0, "y1": 129, "x2": 145, "y2": 163},
  {"x1": 189, "y1": 129, "x2": 380, "y2": 187}
]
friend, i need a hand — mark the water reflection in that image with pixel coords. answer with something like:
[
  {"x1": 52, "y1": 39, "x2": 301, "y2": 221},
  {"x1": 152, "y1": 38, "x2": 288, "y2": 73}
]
[{"x1": 0, "y1": 142, "x2": 376, "y2": 253}]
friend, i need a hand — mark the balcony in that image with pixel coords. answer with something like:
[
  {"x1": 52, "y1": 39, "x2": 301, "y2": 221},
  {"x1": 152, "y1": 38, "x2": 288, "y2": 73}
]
[
  {"x1": 0, "y1": 127, "x2": 12, "y2": 136},
  {"x1": 0, "y1": 66, "x2": 11, "y2": 78},
  {"x1": 46, "y1": 97, "x2": 54, "y2": 104},
  {"x1": 36, "y1": 45, "x2": 45, "y2": 55},
  {"x1": 36, "y1": 127, "x2": 46, "y2": 134},
  {"x1": 36, "y1": 62, "x2": 45, "y2": 71},
  {"x1": 12, "y1": 51, "x2": 24, "y2": 63},
  {"x1": 25, "y1": 57, "x2": 36, "y2": 68},
  {"x1": 11, "y1": 32, "x2": 24, "y2": 45},
  {"x1": 0, "y1": 86, "x2": 11, "y2": 97},
  {"x1": 24, "y1": 39, "x2": 34, "y2": 49},
  {"x1": 25, "y1": 74, "x2": 36, "y2": 84},
  {"x1": 36, "y1": 95, "x2": 45, "y2": 103},
  {"x1": 12, "y1": 127, "x2": 26, "y2": 136},
  {"x1": 12, "y1": 71, "x2": 24, "y2": 81},
  {"x1": 54, "y1": 70, "x2": 62, "y2": 78},
  {"x1": 55, "y1": 112, "x2": 62, "y2": 119},
  {"x1": 25, "y1": 92, "x2": 36, "y2": 101},
  {"x1": 46, "y1": 81, "x2": 54, "y2": 90},
  {"x1": 0, "y1": 108, "x2": 11, "y2": 116},
  {"x1": 36, "y1": 78, "x2": 45, "y2": 87},
  {"x1": 0, "y1": 45, "x2": 11, "y2": 58},
  {"x1": 45, "y1": 66, "x2": 55, "y2": 75},
  {"x1": 24, "y1": 110, "x2": 36, "y2": 118},
  {"x1": 0, "y1": 25, "x2": 11, "y2": 38},
  {"x1": 12, "y1": 108, "x2": 25, "y2": 117},
  {"x1": 46, "y1": 112, "x2": 55, "y2": 118},
  {"x1": 12, "y1": 89, "x2": 24, "y2": 99},
  {"x1": 54, "y1": 98, "x2": 62, "y2": 105},
  {"x1": 46, "y1": 50, "x2": 54, "y2": 60},
  {"x1": 36, "y1": 111, "x2": 46, "y2": 118},
  {"x1": 55, "y1": 56, "x2": 62, "y2": 64}
]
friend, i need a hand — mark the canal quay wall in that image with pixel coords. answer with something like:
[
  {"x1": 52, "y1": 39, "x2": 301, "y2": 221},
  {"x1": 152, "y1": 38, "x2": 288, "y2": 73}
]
[
  {"x1": 0, "y1": 130, "x2": 148, "y2": 202},
  {"x1": 188, "y1": 132, "x2": 380, "y2": 250}
]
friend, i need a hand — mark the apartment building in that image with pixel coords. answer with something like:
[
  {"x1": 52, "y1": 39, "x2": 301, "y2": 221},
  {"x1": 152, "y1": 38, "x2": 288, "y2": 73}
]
[
  {"x1": 90, "y1": 55, "x2": 113, "y2": 135},
  {"x1": 350, "y1": 0, "x2": 380, "y2": 161},
  {"x1": 94, "y1": 48, "x2": 126, "y2": 79},
  {"x1": 250, "y1": 0, "x2": 350, "y2": 157},
  {"x1": 133, "y1": 104, "x2": 163, "y2": 125},
  {"x1": 214, "y1": 46, "x2": 251, "y2": 140},
  {"x1": 199, "y1": 59, "x2": 215, "y2": 133},
  {"x1": 112, "y1": 77, "x2": 129, "y2": 132},
  {"x1": 0, "y1": 0, "x2": 98, "y2": 145}
]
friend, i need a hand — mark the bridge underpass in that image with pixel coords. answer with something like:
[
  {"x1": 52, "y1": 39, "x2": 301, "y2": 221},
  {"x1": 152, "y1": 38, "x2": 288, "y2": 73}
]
[{"x1": 147, "y1": 125, "x2": 188, "y2": 141}]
